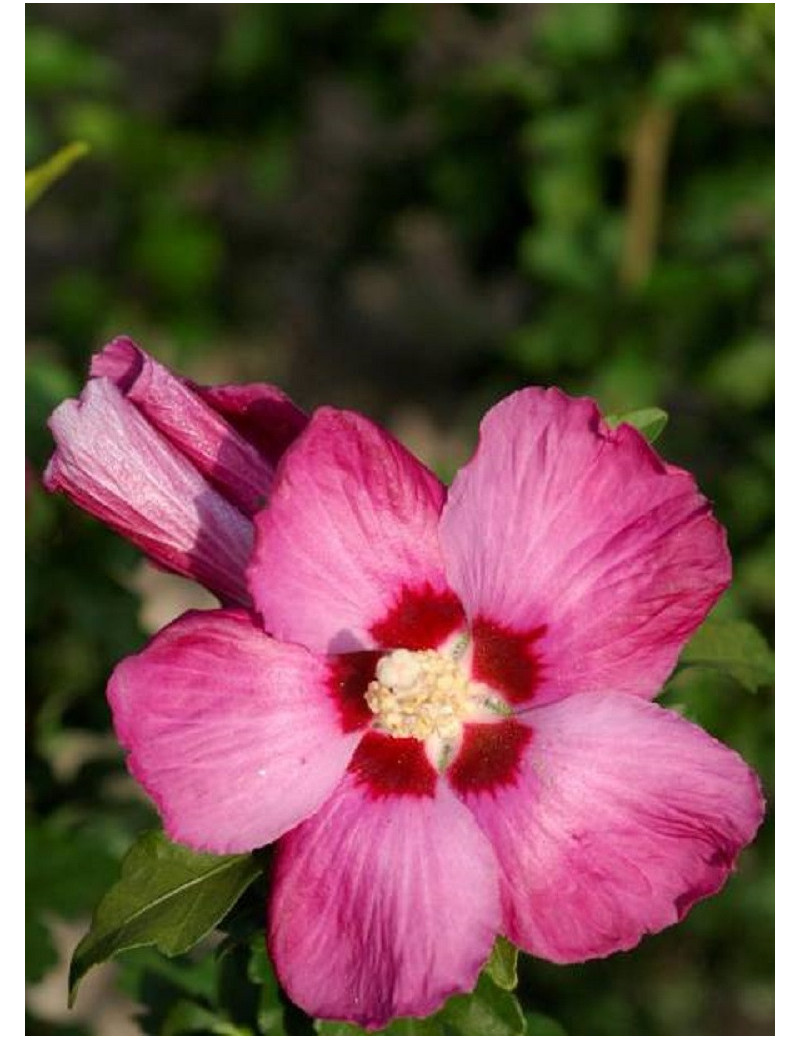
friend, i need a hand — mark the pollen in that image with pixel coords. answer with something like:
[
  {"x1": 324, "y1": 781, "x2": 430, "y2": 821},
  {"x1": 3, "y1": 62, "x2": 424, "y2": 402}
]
[{"x1": 366, "y1": 647, "x2": 484, "y2": 741}]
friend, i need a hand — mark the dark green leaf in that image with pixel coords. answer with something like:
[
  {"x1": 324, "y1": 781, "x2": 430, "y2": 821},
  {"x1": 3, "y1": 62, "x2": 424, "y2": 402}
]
[
  {"x1": 26, "y1": 914, "x2": 58, "y2": 984},
  {"x1": 27, "y1": 820, "x2": 118, "y2": 917},
  {"x1": 316, "y1": 1021, "x2": 371, "y2": 1035},
  {"x1": 525, "y1": 1011, "x2": 567, "y2": 1035},
  {"x1": 248, "y1": 941, "x2": 287, "y2": 1036},
  {"x1": 118, "y1": 946, "x2": 218, "y2": 1005},
  {"x1": 116, "y1": 948, "x2": 218, "y2": 1036},
  {"x1": 69, "y1": 830, "x2": 261, "y2": 1004},
  {"x1": 680, "y1": 617, "x2": 774, "y2": 692},
  {"x1": 217, "y1": 939, "x2": 261, "y2": 1033},
  {"x1": 605, "y1": 407, "x2": 668, "y2": 443},
  {"x1": 315, "y1": 1018, "x2": 443, "y2": 1036},
  {"x1": 25, "y1": 1011, "x2": 90, "y2": 1036},
  {"x1": 26, "y1": 819, "x2": 118, "y2": 983},
  {"x1": 160, "y1": 998, "x2": 252, "y2": 1036},
  {"x1": 484, "y1": 936, "x2": 518, "y2": 991}
]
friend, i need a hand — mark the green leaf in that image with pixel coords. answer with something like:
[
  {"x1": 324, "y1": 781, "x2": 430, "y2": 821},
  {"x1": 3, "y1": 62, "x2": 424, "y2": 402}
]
[
  {"x1": 315, "y1": 1020, "x2": 365, "y2": 1035},
  {"x1": 25, "y1": 141, "x2": 89, "y2": 209},
  {"x1": 605, "y1": 407, "x2": 668, "y2": 443},
  {"x1": 247, "y1": 941, "x2": 287, "y2": 1036},
  {"x1": 27, "y1": 820, "x2": 118, "y2": 918},
  {"x1": 69, "y1": 830, "x2": 261, "y2": 1005},
  {"x1": 160, "y1": 998, "x2": 253, "y2": 1036},
  {"x1": 115, "y1": 947, "x2": 218, "y2": 1035},
  {"x1": 26, "y1": 914, "x2": 58, "y2": 984},
  {"x1": 118, "y1": 946, "x2": 218, "y2": 1005},
  {"x1": 26, "y1": 1011, "x2": 91, "y2": 1036},
  {"x1": 26, "y1": 819, "x2": 118, "y2": 983},
  {"x1": 679, "y1": 617, "x2": 774, "y2": 692},
  {"x1": 316, "y1": 972, "x2": 524, "y2": 1035},
  {"x1": 484, "y1": 935, "x2": 518, "y2": 991},
  {"x1": 216, "y1": 939, "x2": 261, "y2": 1034},
  {"x1": 525, "y1": 1011, "x2": 567, "y2": 1035},
  {"x1": 315, "y1": 1017, "x2": 444, "y2": 1036},
  {"x1": 438, "y1": 974, "x2": 525, "y2": 1035}
]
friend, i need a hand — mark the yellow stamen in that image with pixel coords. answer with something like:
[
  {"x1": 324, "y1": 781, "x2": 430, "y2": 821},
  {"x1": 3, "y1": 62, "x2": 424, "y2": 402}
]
[{"x1": 366, "y1": 648, "x2": 485, "y2": 741}]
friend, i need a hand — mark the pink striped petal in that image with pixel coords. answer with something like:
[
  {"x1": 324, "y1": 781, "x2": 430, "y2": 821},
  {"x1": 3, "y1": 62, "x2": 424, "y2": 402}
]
[
  {"x1": 441, "y1": 389, "x2": 730, "y2": 704},
  {"x1": 250, "y1": 408, "x2": 458, "y2": 654},
  {"x1": 449, "y1": 693, "x2": 763, "y2": 963},
  {"x1": 45, "y1": 379, "x2": 253, "y2": 605},
  {"x1": 269, "y1": 741, "x2": 501, "y2": 1029},
  {"x1": 92, "y1": 338, "x2": 279, "y2": 517},
  {"x1": 108, "y1": 609, "x2": 368, "y2": 853}
]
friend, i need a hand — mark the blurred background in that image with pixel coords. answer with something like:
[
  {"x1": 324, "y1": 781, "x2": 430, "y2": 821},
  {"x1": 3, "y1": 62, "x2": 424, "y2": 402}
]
[{"x1": 26, "y1": 4, "x2": 774, "y2": 1035}]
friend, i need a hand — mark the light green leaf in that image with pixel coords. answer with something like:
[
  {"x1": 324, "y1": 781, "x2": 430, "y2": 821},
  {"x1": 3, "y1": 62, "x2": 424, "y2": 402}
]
[
  {"x1": 484, "y1": 935, "x2": 518, "y2": 991},
  {"x1": 679, "y1": 617, "x2": 774, "y2": 692},
  {"x1": 25, "y1": 141, "x2": 89, "y2": 209},
  {"x1": 68, "y1": 830, "x2": 261, "y2": 1005},
  {"x1": 316, "y1": 972, "x2": 524, "y2": 1035},
  {"x1": 605, "y1": 407, "x2": 668, "y2": 443}
]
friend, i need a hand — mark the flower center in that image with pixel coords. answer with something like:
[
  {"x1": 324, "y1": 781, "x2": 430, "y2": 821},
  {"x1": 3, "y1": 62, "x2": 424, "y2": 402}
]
[{"x1": 366, "y1": 647, "x2": 486, "y2": 741}]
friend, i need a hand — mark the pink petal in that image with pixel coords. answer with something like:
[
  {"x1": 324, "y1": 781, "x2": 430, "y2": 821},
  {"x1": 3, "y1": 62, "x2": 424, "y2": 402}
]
[
  {"x1": 45, "y1": 379, "x2": 253, "y2": 605},
  {"x1": 449, "y1": 693, "x2": 763, "y2": 963},
  {"x1": 250, "y1": 408, "x2": 457, "y2": 653},
  {"x1": 269, "y1": 743, "x2": 501, "y2": 1029},
  {"x1": 441, "y1": 389, "x2": 731, "y2": 704},
  {"x1": 108, "y1": 609, "x2": 369, "y2": 854},
  {"x1": 92, "y1": 338, "x2": 279, "y2": 517}
]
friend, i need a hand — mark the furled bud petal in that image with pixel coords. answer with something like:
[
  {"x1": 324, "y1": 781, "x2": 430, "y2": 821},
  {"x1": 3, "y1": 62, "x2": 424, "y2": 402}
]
[
  {"x1": 91, "y1": 337, "x2": 300, "y2": 517},
  {"x1": 45, "y1": 379, "x2": 253, "y2": 605},
  {"x1": 192, "y1": 381, "x2": 308, "y2": 472}
]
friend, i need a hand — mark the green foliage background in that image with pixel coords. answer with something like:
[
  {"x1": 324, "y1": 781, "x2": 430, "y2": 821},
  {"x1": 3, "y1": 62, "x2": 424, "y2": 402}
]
[{"x1": 26, "y1": 4, "x2": 774, "y2": 1035}]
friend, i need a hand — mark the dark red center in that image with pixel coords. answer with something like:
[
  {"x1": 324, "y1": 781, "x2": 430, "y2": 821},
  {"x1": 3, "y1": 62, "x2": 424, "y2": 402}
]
[
  {"x1": 349, "y1": 730, "x2": 437, "y2": 799},
  {"x1": 334, "y1": 587, "x2": 545, "y2": 800},
  {"x1": 470, "y1": 616, "x2": 546, "y2": 704},
  {"x1": 326, "y1": 651, "x2": 381, "y2": 732},
  {"x1": 370, "y1": 583, "x2": 465, "y2": 651},
  {"x1": 448, "y1": 719, "x2": 533, "y2": 796}
]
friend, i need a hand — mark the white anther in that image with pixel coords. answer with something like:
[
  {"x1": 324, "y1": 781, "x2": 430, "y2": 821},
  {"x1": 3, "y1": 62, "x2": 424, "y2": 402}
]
[{"x1": 375, "y1": 648, "x2": 423, "y2": 692}]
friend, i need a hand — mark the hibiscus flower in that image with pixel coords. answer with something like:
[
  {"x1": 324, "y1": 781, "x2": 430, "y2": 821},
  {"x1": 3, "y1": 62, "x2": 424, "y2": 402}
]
[{"x1": 47, "y1": 372, "x2": 763, "y2": 1029}]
